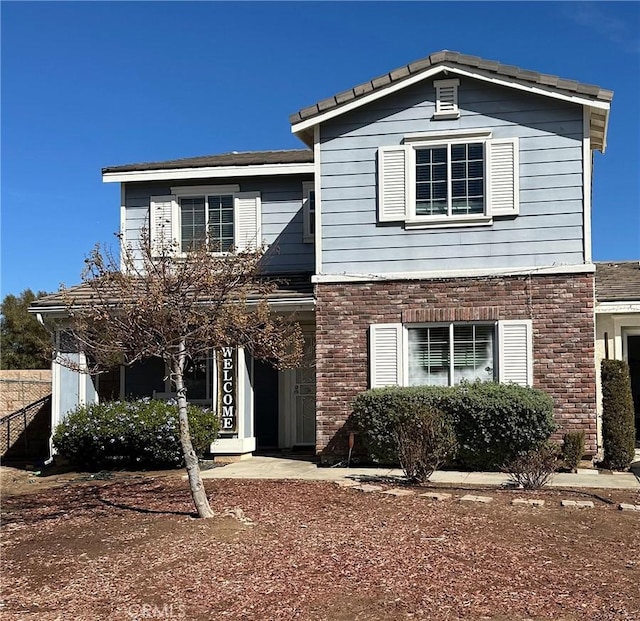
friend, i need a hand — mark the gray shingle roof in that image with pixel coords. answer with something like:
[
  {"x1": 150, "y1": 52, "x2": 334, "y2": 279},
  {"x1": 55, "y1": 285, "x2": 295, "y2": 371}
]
[
  {"x1": 102, "y1": 149, "x2": 313, "y2": 174},
  {"x1": 30, "y1": 273, "x2": 314, "y2": 317},
  {"x1": 289, "y1": 50, "x2": 612, "y2": 151},
  {"x1": 289, "y1": 50, "x2": 613, "y2": 125},
  {"x1": 595, "y1": 261, "x2": 640, "y2": 302}
]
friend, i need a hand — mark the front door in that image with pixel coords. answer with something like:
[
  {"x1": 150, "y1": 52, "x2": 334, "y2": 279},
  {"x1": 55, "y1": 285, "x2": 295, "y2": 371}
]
[
  {"x1": 625, "y1": 334, "x2": 640, "y2": 440},
  {"x1": 293, "y1": 335, "x2": 316, "y2": 446}
]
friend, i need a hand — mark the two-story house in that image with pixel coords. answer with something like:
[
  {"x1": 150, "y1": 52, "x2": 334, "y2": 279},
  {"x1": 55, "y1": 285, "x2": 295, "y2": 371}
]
[{"x1": 32, "y1": 51, "x2": 613, "y2": 461}]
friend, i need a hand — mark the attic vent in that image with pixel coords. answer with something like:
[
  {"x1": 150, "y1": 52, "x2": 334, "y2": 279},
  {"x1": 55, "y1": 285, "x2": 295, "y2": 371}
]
[{"x1": 433, "y1": 79, "x2": 460, "y2": 119}]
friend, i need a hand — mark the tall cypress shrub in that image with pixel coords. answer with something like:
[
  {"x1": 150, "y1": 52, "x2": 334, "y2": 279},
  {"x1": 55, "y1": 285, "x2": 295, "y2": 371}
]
[{"x1": 601, "y1": 359, "x2": 636, "y2": 470}]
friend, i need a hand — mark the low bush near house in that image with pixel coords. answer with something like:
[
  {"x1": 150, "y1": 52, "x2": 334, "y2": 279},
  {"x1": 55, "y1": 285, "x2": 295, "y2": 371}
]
[
  {"x1": 448, "y1": 382, "x2": 556, "y2": 470},
  {"x1": 506, "y1": 442, "x2": 560, "y2": 489},
  {"x1": 392, "y1": 404, "x2": 458, "y2": 483},
  {"x1": 562, "y1": 430, "x2": 585, "y2": 472},
  {"x1": 352, "y1": 382, "x2": 556, "y2": 470},
  {"x1": 53, "y1": 399, "x2": 219, "y2": 470},
  {"x1": 601, "y1": 359, "x2": 636, "y2": 470}
]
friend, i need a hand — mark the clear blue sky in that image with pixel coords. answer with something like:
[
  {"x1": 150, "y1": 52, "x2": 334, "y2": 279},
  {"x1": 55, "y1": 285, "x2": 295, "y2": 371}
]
[{"x1": 2, "y1": 1, "x2": 639, "y2": 296}]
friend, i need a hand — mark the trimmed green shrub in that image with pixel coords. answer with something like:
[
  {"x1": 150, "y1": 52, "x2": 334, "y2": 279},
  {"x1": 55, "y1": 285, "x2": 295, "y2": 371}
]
[
  {"x1": 53, "y1": 398, "x2": 219, "y2": 470},
  {"x1": 601, "y1": 359, "x2": 636, "y2": 470},
  {"x1": 562, "y1": 430, "x2": 585, "y2": 472},
  {"x1": 506, "y1": 441, "x2": 560, "y2": 489},
  {"x1": 392, "y1": 404, "x2": 458, "y2": 483},
  {"x1": 447, "y1": 382, "x2": 556, "y2": 470},
  {"x1": 352, "y1": 382, "x2": 556, "y2": 470}
]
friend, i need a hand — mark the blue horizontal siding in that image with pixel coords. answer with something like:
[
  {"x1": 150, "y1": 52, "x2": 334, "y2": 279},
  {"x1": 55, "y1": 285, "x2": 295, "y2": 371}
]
[
  {"x1": 318, "y1": 76, "x2": 585, "y2": 275},
  {"x1": 124, "y1": 176, "x2": 314, "y2": 274}
]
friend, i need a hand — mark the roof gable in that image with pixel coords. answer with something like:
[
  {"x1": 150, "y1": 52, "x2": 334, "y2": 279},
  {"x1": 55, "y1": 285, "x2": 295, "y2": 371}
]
[{"x1": 290, "y1": 50, "x2": 612, "y2": 151}]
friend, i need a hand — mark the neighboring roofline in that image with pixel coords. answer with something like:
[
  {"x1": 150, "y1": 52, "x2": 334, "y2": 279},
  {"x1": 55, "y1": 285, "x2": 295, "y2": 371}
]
[
  {"x1": 103, "y1": 162, "x2": 315, "y2": 184},
  {"x1": 290, "y1": 52, "x2": 612, "y2": 152}
]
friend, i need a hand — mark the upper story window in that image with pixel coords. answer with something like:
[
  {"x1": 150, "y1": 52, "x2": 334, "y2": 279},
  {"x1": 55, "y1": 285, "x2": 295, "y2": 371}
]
[
  {"x1": 378, "y1": 130, "x2": 519, "y2": 227},
  {"x1": 149, "y1": 185, "x2": 260, "y2": 256},
  {"x1": 433, "y1": 78, "x2": 460, "y2": 120},
  {"x1": 415, "y1": 142, "x2": 484, "y2": 217},
  {"x1": 302, "y1": 181, "x2": 315, "y2": 243},
  {"x1": 180, "y1": 194, "x2": 234, "y2": 252}
]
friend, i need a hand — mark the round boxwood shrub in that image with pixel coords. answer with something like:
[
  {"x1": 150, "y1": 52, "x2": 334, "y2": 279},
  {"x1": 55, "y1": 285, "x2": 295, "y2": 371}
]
[
  {"x1": 601, "y1": 359, "x2": 636, "y2": 470},
  {"x1": 53, "y1": 398, "x2": 219, "y2": 470}
]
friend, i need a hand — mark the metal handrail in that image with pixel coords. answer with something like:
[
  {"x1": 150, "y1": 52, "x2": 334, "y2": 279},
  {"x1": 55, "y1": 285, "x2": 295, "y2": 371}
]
[
  {"x1": 0, "y1": 394, "x2": 51, "y2": 423},
  {"x1": 0, "y1": 394, "x2": 51, "y2": 457}
]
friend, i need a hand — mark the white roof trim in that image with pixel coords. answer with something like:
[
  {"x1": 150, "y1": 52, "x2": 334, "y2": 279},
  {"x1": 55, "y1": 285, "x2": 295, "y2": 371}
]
[
  {"x1": 291, "y1": 63, "x2": 610, "y2": 135},
  {"x1": 103, "y1": 162, "x2": 315, "y2": 183},
  {"x1": 312, "y1": 263, "x2": 596, "y2": 284},
  {"x1": 596, "y1": 302, "x2": 640, "y2": 314}
]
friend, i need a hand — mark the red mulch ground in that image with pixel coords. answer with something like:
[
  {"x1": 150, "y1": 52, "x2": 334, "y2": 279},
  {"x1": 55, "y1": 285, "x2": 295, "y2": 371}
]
[{"x1": 1, "y1": 467, "x2": 639, "y2": 621}]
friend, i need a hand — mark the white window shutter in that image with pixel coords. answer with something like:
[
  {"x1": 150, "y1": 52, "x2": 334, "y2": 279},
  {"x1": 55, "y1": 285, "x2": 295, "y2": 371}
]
[
  {"x1": 234, "y1": 192, "x2": 261, "y2": 251},
  {"x1": 498, "y1": 320, "x2": 532, "y2": 386},
  {"x1": 149, "y1": 195, "x2": 176, "y2": 257},
  {"x1": 488, "y1": 138, "x2": 519, "y2": 216},
  {"x1": 378, "y1": 146, "x2": 408, "y2": 222},
  {"x1": 370, "y1": 324, "x2": 403, "y2": 388}
]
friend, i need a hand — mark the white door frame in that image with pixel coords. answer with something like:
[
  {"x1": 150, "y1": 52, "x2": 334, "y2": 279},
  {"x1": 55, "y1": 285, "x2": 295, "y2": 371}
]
[
  {"x1": 622, "y1": 328, "x2": 640, "y2": 361},
  {"x1": 278, "y1": 332, "x2": 316, "y2": 448}
]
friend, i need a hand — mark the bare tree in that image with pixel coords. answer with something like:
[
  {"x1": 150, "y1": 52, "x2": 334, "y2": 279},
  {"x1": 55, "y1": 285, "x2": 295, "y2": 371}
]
[{"x1": 56, "y1": 235, "x2": 303, "y2": 518}]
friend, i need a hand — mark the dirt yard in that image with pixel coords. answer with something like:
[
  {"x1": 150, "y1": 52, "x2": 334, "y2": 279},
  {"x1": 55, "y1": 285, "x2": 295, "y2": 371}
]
[{"x1": 1, "y1": 466, "x2": 639, "y2": 621}]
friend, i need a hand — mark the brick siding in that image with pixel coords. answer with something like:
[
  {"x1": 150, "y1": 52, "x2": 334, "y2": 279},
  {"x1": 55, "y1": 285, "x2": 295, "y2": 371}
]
[{"x1": 315, "y1": 273, "x2": 596, "y2": 460}]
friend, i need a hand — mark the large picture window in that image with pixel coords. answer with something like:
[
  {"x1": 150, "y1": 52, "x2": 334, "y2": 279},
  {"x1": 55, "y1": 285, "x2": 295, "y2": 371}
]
[
  {"x1": 408, "y1": 323, "x2": 495, "y2": 386},
  {"x1": 369, "y1": 319, "x2": 531, "y2": 389}
]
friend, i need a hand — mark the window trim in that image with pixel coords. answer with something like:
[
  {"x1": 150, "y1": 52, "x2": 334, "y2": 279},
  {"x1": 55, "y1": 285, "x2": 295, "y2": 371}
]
[
  {"x1": 403, "y1": 322, "x2": 498, "y2": 387},
  {"x1": 170, "y1": 184, "x2": 241, "y2": 255},
  {"x1": 302, "y1": 181, "x2": 315, "y2": 244},
  {"x1": 377, "y1": 130, "x2": 519, "y2": 227},
  {"x1": 405, "y1": 135, "x2": 491, "y2": 226},
  {"x1": 370, "y1": 319, "x2": 532, "y2": 389}
]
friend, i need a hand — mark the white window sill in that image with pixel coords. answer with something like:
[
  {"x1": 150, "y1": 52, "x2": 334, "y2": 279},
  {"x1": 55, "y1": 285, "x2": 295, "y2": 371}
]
[
  {"x1": 432, "y1": 111, "x2": 460, "y2": 120},
  {"x1": 405, "y1": 215, "x2": 493, "y2": 229}
]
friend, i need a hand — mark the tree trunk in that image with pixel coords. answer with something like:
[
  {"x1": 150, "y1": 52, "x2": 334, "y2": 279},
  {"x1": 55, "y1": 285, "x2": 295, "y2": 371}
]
[{"x1": 172, "y1": 345, "x2": 215, "y2": 519}]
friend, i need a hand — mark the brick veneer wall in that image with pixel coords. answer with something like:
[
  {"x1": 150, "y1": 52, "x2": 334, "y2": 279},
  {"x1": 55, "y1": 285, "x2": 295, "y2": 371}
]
[{"x1": 315, "y1": 273, "x2": 596, "y2": 460}]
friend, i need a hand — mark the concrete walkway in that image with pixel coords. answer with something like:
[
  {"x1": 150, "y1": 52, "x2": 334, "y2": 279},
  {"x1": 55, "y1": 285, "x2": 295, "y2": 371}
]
[{"x1": 200, "y1": 455, "x2": 640, "y2": 490}]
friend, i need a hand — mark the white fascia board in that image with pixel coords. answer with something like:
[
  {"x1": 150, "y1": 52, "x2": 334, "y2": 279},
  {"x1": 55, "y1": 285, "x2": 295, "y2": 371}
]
[
  {"x1": 103, "y1": 162, "x2": 315, "y2": 184},
  {"x1": 313, "y1": 125, "x2": 322, "y2": 276},
  {"x1": 582, "y1": 109, "x2": 592, "y2": 263},
  {"x1": 30, "y1": 295, "x2": 315, "y2": 319},
  {"x1": 595, "y1": 302, "x2": 640, "y2": 314},
  {"x1": 120, "y1": 184, "x2": 127, "y2": 272},
  {"x1": 312, "y1": 263, "x2": 596, "y2": 284},
  {"x1": 448, "y1": 67, "x2": 611, "y2": 111},
  {"x1": 291, "y1": 64, "x2": 610, "y2": 135}
]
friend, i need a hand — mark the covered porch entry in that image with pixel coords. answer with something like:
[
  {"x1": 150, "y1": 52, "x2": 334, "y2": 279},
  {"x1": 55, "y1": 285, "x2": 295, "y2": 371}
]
[{"x1": 254, "y1": 330, "x2": 316, "y2": 452}]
